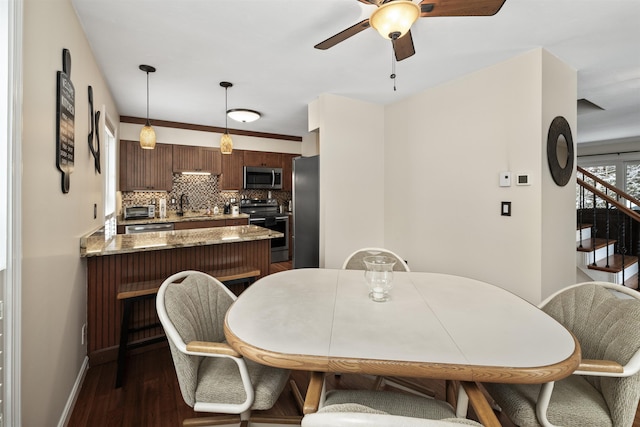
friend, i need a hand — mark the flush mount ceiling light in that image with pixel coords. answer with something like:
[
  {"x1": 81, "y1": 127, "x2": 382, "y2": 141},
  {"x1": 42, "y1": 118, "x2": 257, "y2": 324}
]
[
  {"x1": 369, "y1": 1, "x2": 421, "y2": 40},
  {"x1": 219, "y1": 81, "x2": 233, "y2": 155},
  {"x1": 139, "y1": 64, "x2": 157, "y2": 149},
  {"x1": 227, "y1": 109, "x2": 261, "y2": 123}
]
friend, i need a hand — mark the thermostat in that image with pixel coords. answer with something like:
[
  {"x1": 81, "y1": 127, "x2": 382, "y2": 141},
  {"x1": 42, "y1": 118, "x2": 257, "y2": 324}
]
[
  {"x1": 499, "y1": 172, "x2": 511, "y2": 187},
  {"x1": 516, "y1": 173, "x2": 530, "y2": 186}
]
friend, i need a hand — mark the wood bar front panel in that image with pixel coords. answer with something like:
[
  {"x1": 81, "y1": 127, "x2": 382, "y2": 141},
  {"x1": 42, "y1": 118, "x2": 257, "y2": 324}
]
[{"x1": 86, "y1": 239, "x2": 271, "y2": 364}]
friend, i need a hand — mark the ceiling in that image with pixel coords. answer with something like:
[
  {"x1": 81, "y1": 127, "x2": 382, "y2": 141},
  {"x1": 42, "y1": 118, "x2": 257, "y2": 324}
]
[{"x1": 72, "y1": 0, "x2": 640, "y2": 145}]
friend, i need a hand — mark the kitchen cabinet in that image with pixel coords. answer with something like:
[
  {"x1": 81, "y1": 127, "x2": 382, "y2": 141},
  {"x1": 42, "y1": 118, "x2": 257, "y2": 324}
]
[
  {"x1": 220, "y1": 149, "x2": 245, "y2": 190},
  {"x1": 173, "y1": 219, "x2": 226, "y2": 230},
  {"x1": 119, "y1": 140, "x2": 173, "y2": 191},
  {"x1": 173, "y1": 145, "x2": 222, "y2": 174},
  {"x1": 281, "y1": 153, "x2": 297, "y2": 192},
  {"x1": 173, "y1": 218, "x2": 248, "y2": 230},
  {"x1": 244, "y1": 150, "x2": 282, "y2": 168}
]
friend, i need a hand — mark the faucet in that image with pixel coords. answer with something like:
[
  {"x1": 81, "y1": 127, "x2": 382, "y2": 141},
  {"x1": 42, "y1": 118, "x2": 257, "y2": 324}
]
[{"x1": 178, "y1": 194, "x2": 189, "y2": 216}]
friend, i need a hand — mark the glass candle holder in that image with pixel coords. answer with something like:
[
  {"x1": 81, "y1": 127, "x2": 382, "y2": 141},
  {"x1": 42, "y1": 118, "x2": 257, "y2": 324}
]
[{"x1": 363, "y1": 255, "x2": 396, "y2": 302}]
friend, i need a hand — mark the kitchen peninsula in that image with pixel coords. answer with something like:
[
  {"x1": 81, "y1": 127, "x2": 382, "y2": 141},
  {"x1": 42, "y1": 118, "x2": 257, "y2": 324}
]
[{"x1": 80, "y1": 224, "x2": 282, "y2": 365}]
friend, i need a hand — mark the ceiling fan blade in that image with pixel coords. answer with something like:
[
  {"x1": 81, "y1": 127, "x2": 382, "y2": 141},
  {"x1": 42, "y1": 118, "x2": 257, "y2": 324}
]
[
  {"x1": 314, "y1": 19, "x2": 371, "y2": 50},
  {"x1": 393, "y1": 30, "x2": 415, "y2": 61},
  {"x1": 420, "y1": 0, "x2": 507, "y2": 17}
]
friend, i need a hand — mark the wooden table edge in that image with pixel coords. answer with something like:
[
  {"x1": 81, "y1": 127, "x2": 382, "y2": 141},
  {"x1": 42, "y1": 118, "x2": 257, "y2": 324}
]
[{"x1": 223, "y1": 321, "x2": 582, "y2": 384}]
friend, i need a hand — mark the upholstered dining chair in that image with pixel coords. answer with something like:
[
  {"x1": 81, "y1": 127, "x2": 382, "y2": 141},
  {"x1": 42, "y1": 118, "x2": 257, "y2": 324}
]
[
  {"x1": 483, "y1": 281, "x2": 640, "y2": 427},
  {"x1": 342, "y1": 247, "x2": 411, "y2": 271},
  {"x1": 156, "y1": 270, "x2": 300, "y2": 426},
  {"x1": 301, "y1": 381, "x2": 500, "y2": 427}
]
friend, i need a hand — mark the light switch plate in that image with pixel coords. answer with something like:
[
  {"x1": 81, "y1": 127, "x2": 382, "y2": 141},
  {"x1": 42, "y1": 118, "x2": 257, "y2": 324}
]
[
  {"x1": 499, "y1": 172, "x2": 511, "y2": 187},
  {"x1": 501, "y1": 201, "x2": 511, "y2": 216}
]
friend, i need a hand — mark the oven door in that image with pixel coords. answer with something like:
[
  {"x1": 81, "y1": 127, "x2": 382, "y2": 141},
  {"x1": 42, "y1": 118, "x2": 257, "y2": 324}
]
[{"x1": 249, "y1": 216, "x2": 289, "y2": 262}]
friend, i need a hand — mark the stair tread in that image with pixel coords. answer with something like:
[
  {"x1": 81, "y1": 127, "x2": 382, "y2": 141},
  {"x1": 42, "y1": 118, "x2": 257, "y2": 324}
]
[
  {"x1": 624, "y1": 273, "x2": 639, "y2": 290},
  {"x1": 587, "y1": 254, "x2": 639, "y2": 273},
  {"x1": 576, "y1": 223, "x2": 592, "y2": 230},
  {"x1": 577, "y1": 237, "x2": 616, "y2": 252}
]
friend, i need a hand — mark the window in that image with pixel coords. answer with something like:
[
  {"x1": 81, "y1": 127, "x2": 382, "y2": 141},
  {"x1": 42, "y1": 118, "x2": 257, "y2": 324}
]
[
  {"x1": 578, "y1": 155, "x2": 640, "y2": 209},
  {"x1": 104, "y1": 117, "x2": 117, "y2": 240},
  {"x1": 625, "y1": 162, "x2": 640, "y2": 210}
]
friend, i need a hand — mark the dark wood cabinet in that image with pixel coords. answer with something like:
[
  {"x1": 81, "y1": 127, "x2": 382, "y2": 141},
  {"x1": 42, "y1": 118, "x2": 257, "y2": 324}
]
[
  {"x1": 281, "y1": 153, "x2": 297, "y2": 192},
  {"x1": 225, "y1": 218, "x2": 249, "y2": 226},
  {"x1": 244, "y1": 150, "x2": 282, "y2": 168},
  {"x1": 173, "y1": 219, "x2": 226, "y2": 230},
  {"x1": 119, "y1": 140, "x2": 173, "y2": 191},
  {"x1": 220, "y1": 149, "x2": 245, "y2": 190},
  {"x1": 173, "y1": 145, "x2": 222, "y2": 174}
]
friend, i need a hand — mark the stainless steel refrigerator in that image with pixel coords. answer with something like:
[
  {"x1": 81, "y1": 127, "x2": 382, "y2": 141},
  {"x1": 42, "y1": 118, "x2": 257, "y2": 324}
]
[{"x1": 292, "y1": 155, "x2": 319, "y2": 268}]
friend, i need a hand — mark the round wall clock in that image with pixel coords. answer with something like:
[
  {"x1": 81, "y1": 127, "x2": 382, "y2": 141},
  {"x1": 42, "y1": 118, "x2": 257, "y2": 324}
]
[{"x1": 546, "y1": 116, "x2": 574, "y2": 187}]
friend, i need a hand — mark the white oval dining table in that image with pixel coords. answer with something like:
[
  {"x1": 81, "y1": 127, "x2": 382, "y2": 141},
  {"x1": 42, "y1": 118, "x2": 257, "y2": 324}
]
[{"x1": 224, "y1": 268, "x2": 580, "y2": 384}]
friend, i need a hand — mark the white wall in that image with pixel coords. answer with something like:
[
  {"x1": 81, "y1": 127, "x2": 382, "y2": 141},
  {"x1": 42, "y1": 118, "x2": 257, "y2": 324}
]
[
  {"x1": 314, "y1": 94, "x2": 386, "y2": 268},
  {"x1": 21, "y1": 0, "x2": 119, "y2": 424},
  {"x1": 310, "y1": 49, "x2": 576, "y2": 303},
  {"x1": 540, "y1": 49, "x2": 578, "y2": 299},
  {"x1": 381, "y1": 48, "x2": 575, "y2": 303}
]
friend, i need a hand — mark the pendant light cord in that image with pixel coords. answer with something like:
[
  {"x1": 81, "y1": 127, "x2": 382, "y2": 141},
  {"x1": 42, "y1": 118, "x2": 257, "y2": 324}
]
[
  {"x1": 390, "y1": 42, "x2": 397, "y2": 91},
  {"x1": 225, "y1": 87, "x2": 229, "y2": 132},
  {"x1": 146, "y1": 71, "x2": 150, "y2": 125}
]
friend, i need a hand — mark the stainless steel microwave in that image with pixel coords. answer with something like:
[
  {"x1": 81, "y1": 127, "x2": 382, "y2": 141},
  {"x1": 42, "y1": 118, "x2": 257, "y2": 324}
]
[{"x1": 243, "y1": 166, "x2": 283, "y2": 190}]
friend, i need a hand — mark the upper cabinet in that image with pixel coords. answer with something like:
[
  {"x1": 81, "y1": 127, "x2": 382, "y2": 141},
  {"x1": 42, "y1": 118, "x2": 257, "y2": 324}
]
[
  {"x1": 173, "y1": 145, "x2": 222, "y2": 174},
  {"x1": 119, "y1": 140, "x2": 173, "y2": 191},
  {"x1": 219, "y1": 149, "x2": 245, "y2": 191},
  {"x1": 244, "y1": 151, "x2": 282, "y2": 168},
  {"x1": 281, "y1": 153, "x2": 297, "y2": 192}
]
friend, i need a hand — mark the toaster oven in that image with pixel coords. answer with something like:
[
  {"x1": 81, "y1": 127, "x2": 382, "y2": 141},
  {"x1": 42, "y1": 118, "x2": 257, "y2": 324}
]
[{"x1": 123, "y1": 205, "x2": 156, "y2": 219}]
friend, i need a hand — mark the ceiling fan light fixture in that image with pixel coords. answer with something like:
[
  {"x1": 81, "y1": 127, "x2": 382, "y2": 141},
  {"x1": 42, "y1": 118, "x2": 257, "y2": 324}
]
[
  {"x1": 370, "y1": 1, "x2": 421, "y2": 40},
  {"x1": 227, "y1": 108, "x2": 261, "y2": 123}
]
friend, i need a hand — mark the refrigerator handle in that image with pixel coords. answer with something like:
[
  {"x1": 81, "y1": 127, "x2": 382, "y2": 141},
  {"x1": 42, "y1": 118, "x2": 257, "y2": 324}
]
[{"x1": 272, "y1": 170, "x2": 275, "y2": 187}]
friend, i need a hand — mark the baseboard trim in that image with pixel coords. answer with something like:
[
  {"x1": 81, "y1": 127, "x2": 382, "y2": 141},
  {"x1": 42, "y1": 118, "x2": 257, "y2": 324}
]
[{"x1": 58, "y1": 356, "x2": 89, "y2": 427}]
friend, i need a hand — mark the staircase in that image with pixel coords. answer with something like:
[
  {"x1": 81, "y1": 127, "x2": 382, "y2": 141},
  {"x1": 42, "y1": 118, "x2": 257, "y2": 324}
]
[{"x1": 577, "y1": 166, "x2": 640, "y2": 289}]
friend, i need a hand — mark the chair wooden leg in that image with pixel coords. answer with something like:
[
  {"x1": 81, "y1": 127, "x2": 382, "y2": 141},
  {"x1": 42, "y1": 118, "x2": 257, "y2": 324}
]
[
  {"x1": 382, "y1": 376, "x2": 436, "y2": 398},
  {"x1": 183, "y1": 414, "x2": 241, "y2": 426}
]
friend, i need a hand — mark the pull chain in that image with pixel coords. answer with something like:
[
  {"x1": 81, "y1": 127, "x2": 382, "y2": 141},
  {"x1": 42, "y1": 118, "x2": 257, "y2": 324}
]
[{"x1": 390, "y1": 43, "x2": 397, "y2": 91}]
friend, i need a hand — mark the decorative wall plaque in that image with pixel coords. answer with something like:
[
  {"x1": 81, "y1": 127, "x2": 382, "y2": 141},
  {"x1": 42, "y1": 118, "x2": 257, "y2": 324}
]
[
  {"x1": 88, "y1": 86, "x2": 101, "y2": 173},
  {"x1": 56, "y1": 48, "x2": 75, "y2": 193}
]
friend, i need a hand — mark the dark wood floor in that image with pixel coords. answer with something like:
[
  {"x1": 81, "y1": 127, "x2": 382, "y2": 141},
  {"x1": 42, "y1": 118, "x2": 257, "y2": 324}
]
[{"x1": 68, "y1": 261, "x2": 640, "y2": 426}]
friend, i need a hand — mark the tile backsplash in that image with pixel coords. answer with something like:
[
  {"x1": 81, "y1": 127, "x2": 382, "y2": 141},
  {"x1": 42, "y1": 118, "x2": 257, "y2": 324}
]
[{"x1": 120, "y1": 174, "x2": 291, "y2": 216}]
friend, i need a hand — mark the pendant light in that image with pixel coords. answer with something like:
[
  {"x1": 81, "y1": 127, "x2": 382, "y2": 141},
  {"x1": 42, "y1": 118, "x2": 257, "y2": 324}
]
[
  {"x1": 139, "y1": 64, "x2": 156, "y2": 149},
  {"x1": 220, "y1": 81, "x2": 233, "y2": 155}
]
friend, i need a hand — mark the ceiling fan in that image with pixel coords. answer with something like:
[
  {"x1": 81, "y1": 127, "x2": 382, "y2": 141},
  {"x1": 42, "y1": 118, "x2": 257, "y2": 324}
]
[{"x1": 314, "y1": 0, "x2": 507, "y2": 61}]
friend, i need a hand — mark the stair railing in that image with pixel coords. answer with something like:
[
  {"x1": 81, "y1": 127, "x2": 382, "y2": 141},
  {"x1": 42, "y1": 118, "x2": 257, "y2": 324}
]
[{"x1": 577, "y1": 166, "x2": 640, "y2": 288}]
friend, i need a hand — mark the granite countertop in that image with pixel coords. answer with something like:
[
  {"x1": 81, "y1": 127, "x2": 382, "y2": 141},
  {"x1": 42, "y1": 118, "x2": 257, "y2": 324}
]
[
  {"x1": 80, "y1": 225, "x2": 283, "y2": 257},
  {"x1": 118, "y1": 212, "x2": 249, "y2": 226}
]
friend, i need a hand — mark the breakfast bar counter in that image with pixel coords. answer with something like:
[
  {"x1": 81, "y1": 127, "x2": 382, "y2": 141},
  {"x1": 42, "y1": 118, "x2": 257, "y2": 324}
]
[
  {"x1": 81, "y1": 225, "x2": 281, "y2": 365},
  {"x1": 80, "y1": 224, "x2": 280, "y2": 257}
]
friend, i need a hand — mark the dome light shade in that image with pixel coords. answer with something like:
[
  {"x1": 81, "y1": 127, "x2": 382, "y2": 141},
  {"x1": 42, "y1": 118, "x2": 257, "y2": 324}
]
[
  {"x1": 220, "y1": 132, "x2": 233, "y2": 154},
  {"x1": 370, "y1": 1, "x2": 420, "y2": 40},
  {"x1": 139, "y1": 122, "x2": 156, "y2": 149},
  {"x1": 227, "y1": 109, "x2": 261, "y2": 123}
]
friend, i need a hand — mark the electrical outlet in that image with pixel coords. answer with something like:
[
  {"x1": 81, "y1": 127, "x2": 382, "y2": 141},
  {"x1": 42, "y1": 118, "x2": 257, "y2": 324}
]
[{"x1": 81, "y1": 323, "x2": 87, "y2": 345}]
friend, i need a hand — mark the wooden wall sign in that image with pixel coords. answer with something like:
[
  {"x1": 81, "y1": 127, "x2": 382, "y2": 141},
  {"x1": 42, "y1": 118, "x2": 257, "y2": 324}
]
[
  {"x1": 88, "y1": 86, "x2": 101, "y2": 173},
  {"x1": 56, "y1": 48, "x2": 75, "y2": 193}
]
